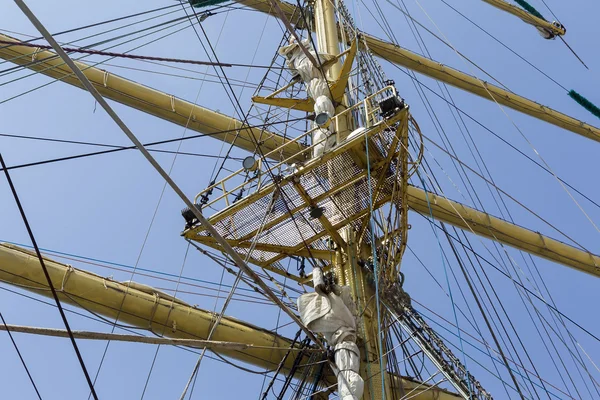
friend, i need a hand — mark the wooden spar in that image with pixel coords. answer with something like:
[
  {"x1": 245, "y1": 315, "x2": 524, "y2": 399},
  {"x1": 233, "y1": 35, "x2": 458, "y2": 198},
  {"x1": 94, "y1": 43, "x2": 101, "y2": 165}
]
[
  {"x1": 238, "y1": 0, "x2": 565, "y2": 37},
  {"x1": 0, "y1": 33, "x2": 304, "y2": 162},
  {"x1": 360, "y1": 34, "x2": 600, "y2": 142},
  {"x1": 0, "y1": 243, "x2": 303, "y2": 370},
  {"x1": 0, "y1": 243, "x2": 460, "y2": 400},
  {"x1": 3, "y1": 12, "x2": 594, "y2": 145},
  {"x1": 234, "y1": 0, "x2": 600, "y2": 143},
  {"x1": 406, "y1": 185, "x2": 600, "y2": 277},
  {"x1": 480, "y1": 0, "x2": 565, "y2": 36},
  {"x1": 0, "y1": 324, "x2": 321, "y2": 351},
  {"x1": 2, "y1": 20, "x2": 598, "y2": 145}
]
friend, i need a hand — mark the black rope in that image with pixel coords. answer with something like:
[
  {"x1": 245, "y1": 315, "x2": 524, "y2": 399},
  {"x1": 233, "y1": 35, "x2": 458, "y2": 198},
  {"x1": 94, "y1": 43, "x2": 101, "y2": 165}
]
[
  {"x1": 0, "y1": 312, "x2": 42, "y2": 399},
  {"x1": 0, "y1": 153, "x2": 99, "y2": 400},
  {"x1": 0, "y1": 117, "x2": 305, "y2": 172},
  {"x1": 0, "y1": 3, "x2": 182, "y2": 52},
  {"x1": 391, "y1": 63, "x2": 600, "y2": 211}
]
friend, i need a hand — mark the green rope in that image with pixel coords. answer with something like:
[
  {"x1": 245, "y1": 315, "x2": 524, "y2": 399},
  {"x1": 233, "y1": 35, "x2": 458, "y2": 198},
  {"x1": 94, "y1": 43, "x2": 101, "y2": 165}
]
[
  {"x1": 513, "y1": 0, "x2": 546, "y2": 21},
  {"x1": 189, "y1": 0, "x2": 228, "y2": 8},
  {"x1": 569, "y1": 90, "x2": 600, "y2": 120}
]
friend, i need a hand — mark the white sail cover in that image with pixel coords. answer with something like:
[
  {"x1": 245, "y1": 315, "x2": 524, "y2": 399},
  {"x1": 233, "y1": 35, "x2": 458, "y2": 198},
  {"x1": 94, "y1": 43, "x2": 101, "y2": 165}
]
[
  {"x1": 279, "y1": 37, "x2": 337, "y2": 148},
  {"x1": 297, "y1": 269, "x2": 365, "y2": 399},
  {"x1": 313, "y1": 127, "x2": 336, "y2": 157},
  {"x1": 335, "y1": 341, "x2": 364, "y2": 400}
]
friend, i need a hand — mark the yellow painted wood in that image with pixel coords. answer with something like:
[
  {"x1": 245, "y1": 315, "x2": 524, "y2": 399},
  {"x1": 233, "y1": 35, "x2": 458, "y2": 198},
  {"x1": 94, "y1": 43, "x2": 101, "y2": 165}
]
[
  {"x1": 0, "y1": 243, "x2": 460, "y2": 399},
  {"x1": 251, "y1": 96, "x2": 314, "y2": 112},
  {"x1": 232, "y1": 0, "x2": 600, "y2": 143},
  {"x1": 481, "y1": 0, "x2": 565, "y2": 36},
  {"x1": 406, "y1": 185, "x2": 600, "y2": 277},
  {"x1": 330, "y1": 39, "x2": 358, "y2": 102},
  {"x1": 0, "y1": 34, "x2": 304, "y2": 161}
]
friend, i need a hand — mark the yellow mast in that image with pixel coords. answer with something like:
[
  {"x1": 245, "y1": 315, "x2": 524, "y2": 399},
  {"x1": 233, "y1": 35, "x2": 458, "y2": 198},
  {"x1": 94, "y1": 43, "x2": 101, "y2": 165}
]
[{"x1": 311, "y1": 1, "x2": 397, "y2": 397}]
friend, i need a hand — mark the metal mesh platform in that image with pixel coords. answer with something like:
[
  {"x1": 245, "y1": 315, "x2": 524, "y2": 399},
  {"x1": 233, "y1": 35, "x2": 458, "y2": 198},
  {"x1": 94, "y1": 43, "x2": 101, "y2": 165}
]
[{"x1": 183, "y1": 89, "x2": 409, "y2": 277}]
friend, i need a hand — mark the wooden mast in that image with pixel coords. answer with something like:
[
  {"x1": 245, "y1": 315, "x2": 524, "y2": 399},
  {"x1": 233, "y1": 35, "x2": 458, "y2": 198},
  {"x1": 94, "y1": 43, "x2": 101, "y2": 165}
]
[{"x1": 311, "y1": 0, "x2": 396, "y2": 397}]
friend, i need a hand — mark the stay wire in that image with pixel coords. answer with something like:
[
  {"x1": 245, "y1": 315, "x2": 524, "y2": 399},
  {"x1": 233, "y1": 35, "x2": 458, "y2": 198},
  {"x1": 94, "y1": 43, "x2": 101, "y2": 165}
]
[
  {"x1": 413, "y1": 0, "x2": 600, "y2": 236},
  {"x1": 421, "y1": 126, "x2": 600, "y2": 396},
  {"x1": 206, "y1": 9, "x2": 281, "y2": 187},
  {"x1": 181, "y1": 1, "x2": 326, "y2": 276},
  {"x1": 0, "y1": 11, "x2": 189, "y2": 77},
  {"x1": 453, "y1": 228, "x2": 555, "y2": 399},
  {"x1": 420, "y1": 214, "x2": 600, "y2": 345},
  {"x1": 0, "y1": 153, "x2": 98, "y2": 400},
  {"x1": 414, "y1": 136, "x2": 548, "y2": 395},
  {"x1": 415, "y1": 148, "x2": 583, "y2": 397},
  {"x1": 0, "y1": 265, "x2": 299, "y2": 376},
  {"x1": 414, "y1": 298, "x2": 577, "y2": 399},
  {"x1": 450, "y1": 225, "x2": 581, "y2": 398},
  {"x1": 388, "y1": 62, "x2": 600, "y2": 212},
  {"x1": 180, "y1": 193, "x2": 276, "y2": 400},
  {"x1": 364, "y1": 127, "x2": 387, "y2": 399},
  {"x1": 0, "y1": 131, "x2": 244, "y2": 160},
  {"x1": 0, "y1": 3, "x2": 182, "y2": 50},
  {"x1": 0, "y1": 18, "x2": 194, "y2": 105},
  {"x1": 384, "y1": 3, "x2": 533, "y2": 392},
  {"x1": 437, "y1": 0, "x2": 567, "y2": 92},
  {"x1": 0, "y1": 311, "x2": 42, "y2": 399},
  {"x1": 414, "y1": 89, "x2": 595, "y2": 396},
  {"x1": 0, "y1": 117, "x2": 305, "y2": 173},
  {"x1": 414, "y1": 168, "x2": 474, "y2": 397},
  {"x1": 420, "y1": 132, "x2": 591, "y2": 252},
  {"x1": 140, "y1": 243, "x2": 191, "y2": 399}
]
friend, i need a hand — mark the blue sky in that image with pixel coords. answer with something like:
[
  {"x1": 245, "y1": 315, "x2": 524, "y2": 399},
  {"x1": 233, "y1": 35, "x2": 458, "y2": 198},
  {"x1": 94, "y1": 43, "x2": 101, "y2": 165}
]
[{"x1": 1, "y1": 0, "x2": 600, "y2": 398}]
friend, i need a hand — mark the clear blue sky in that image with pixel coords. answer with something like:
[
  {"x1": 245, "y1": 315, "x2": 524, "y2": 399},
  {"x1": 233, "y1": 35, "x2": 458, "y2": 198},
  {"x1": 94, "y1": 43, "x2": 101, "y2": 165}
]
[{"x1": 1, "y1": 0, "x2": 600, "y2": 398}]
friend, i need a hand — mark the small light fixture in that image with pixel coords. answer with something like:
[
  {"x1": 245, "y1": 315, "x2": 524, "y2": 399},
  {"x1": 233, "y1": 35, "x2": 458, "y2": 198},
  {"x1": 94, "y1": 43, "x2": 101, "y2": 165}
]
[
  {"x1": 309, "y1": 206, "x2": 324, "y2": 219},
  {"x1": 315, "y1": 111, "x2": 331, "y2": 126},
  {"x1": 181, "y1": 204, "x2": 202, "y2": 229},
  {"x1": 378, "y1": 95, "x2": 405, "y2": 118},
  {"x1": 242, "y1": 156, "x2": 258, "y2": 172}
]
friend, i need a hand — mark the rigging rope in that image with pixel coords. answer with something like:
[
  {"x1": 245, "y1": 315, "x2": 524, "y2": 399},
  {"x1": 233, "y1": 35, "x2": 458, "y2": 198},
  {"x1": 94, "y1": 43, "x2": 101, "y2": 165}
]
[
  {"x1": 513, "y1": 0, "x2": 546, "y2": 20},
  {"x1": 412, "y1": 0, "x2": 600, "y2": 239},
  {"x1": 0, "y1": 40, "x2": 234, "y2": 67},
  {"x1": 364, "y1": 128, "x2": 388, "y2": 400},
  {"x1": 0, "y1": 312, "x2": 42, "y2": 399},
  {"x1": 0, "y1": 152, "x2": 99, "y2": 400},
  {"x1": 416, "y1": 172, "x2": 474, "y2": 397},
  {"x1": 568, "y1": 90, "x2": 600, "y2": 120}
]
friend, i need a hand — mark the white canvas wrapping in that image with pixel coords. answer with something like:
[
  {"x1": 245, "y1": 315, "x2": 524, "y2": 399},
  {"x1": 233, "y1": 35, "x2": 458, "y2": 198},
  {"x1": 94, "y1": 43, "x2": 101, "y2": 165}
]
[
  {"x1": 312, "y1": 127, "x2": 330, "y2": 157},
  {"x1": 297, "y1": 288, "x2": 357, "y2": 345},
  {"x1": 297, "y1": 270, "x2": 362, "y2": 399},
  {"x1": 314, "y1": 95, "x2": 335, "y2": 121},
  {"x1": 335, "y1": 342, "x2": 364, "y2": 400},
  {"x1": 347, "y1": 127, "x2": 367, "y2": 141},
  {"x1": 337, "y1": 370, "x2": 364, "y2": 400},
  {"x1": 312, "y1": 265, "x2": 325, "y2": 288},
  {"x1": 334, "y1": 341, "x2": 360, "y2": 372},
  {"x1": 307, "y1": 78, "x2": 329, "y2": 99}
]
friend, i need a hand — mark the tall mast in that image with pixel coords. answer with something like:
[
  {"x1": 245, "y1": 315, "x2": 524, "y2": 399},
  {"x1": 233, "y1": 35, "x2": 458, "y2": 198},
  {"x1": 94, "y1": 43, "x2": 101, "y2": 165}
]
[{"x1": 312, "y1": 1, "x2": 393, "y2": 398}]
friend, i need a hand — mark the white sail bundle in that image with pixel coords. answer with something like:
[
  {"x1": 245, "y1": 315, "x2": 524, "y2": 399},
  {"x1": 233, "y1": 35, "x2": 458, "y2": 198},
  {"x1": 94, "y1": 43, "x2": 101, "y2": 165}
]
[
  {"x1": 279, "y1": 37, "x2": 337, "y2": 157},
  {"x1": 298, "y1": 267, "x2": 365, "y2": 400}
]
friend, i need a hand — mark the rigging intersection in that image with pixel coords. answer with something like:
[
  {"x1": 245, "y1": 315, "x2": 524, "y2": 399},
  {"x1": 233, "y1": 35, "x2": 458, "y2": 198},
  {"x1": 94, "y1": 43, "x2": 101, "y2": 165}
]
[{"x1": 0, "y1": 0, "x2": 599, "y2": 399}]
